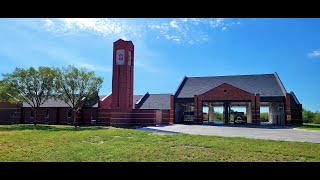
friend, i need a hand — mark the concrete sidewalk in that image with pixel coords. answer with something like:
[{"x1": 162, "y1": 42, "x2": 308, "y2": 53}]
[{"x1": 138, "y1": 124, "x2": 320, "y2": 143}]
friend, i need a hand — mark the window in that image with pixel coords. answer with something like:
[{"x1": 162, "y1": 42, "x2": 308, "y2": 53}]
[
  {"x1": 11, "y1": 112, "x2": 15, "y2": 124},
  {"x1": 30, "y1": 109, "x2": 34, "y2": 118},
  {"x1": 30, "y1": 109, "x2": 34, "y2": 123},
  {"x1": 46, "y1": 109, "x2": 50, "y2": 117},
  {"x1": 67, "y1": 109, "x2": 72, "y2": 118},
  {"x1": 67, "y1": 109, "x2": 72, "y2": 124},
  {"x1": 45, "y1": 109, "x2": 50, "y2": 123}
]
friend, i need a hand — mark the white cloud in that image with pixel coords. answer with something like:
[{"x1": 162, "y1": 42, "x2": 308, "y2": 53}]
[
  {"x1": 44, "y1": 19, "x2": 53, "y2": 27},
  {"x1": 210, "y1": 18, "x2": 224, "y2": 28},
  {"x1": 165, "y1": 34, "x2": 178, "y2": 40},
  {"x1": 43, "y1": 18, "x2": 142, "y2": 40},
  {"x1": 79, "y1": 63, "x2": 111, "y2": 72},
  {"x1": 43, "y1": 18, "x2": 242, "y2": 45},
  {"x1": 308, "y1": 50, "x2": 320, "y2": 58},
  {"x1": 170, "y1": 20, "x2": 179, "y2": 29}
]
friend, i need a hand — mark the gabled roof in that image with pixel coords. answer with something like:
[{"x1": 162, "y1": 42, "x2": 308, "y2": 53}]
[
  {"x1": 135, "y1": 93, "x2": 172, "y2": 110},
  {"x1": 175, "y1": 73, "x2": 286, "y2": 98},
  {"x1": 133, "y1": 95, "x2": 143, "y2": 108},
  {"x1": 23, "y1": 99, "x2": 72, "y2": 108},
  {"x1": 22, "y1": 94, "x2": 171, "y2": 110},
  {"x1": 23, "y1": 96, "x2": 101, "y2": 108}
]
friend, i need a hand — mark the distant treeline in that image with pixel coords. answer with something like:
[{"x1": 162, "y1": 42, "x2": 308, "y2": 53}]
[
  {"x1": 206, "y1": 109, "x2": 320, "y2": 124},
  {"x1": 303, "y1": 109, "x2": 320, "y2": 124}
]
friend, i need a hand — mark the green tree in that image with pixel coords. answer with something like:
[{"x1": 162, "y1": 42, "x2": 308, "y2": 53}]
[
  {"x1": 302, "y1": 108, "x2": 315, "y2": 123},
  {"x1": 55, "y1": 65, "x2": 103, "y2": 127},
  {"x1": 214, "y1": 112, "x2": 223, "y2": 121},
  {"x1": 260, "y1": 112, "x2": 269, "y2": 122},
  {"x1": 2, "y1": 67, "x2": 57, "y2": 125},
  {"x1": 0, "y1": 80, "x2": 20, "y2": 103}
]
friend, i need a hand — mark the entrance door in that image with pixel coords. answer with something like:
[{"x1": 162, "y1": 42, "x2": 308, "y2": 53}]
[{"x1": 156, "y1": 110, "x2": 162, "y2": 125}]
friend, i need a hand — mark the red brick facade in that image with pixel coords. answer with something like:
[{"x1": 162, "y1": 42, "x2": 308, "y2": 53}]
[
  {"x1": 99, "y1": 93, "x2": 112, "y2": 109},
  {"x1": 193, "y1": 83, "x2": 262, "y2": 125},
  {"x1": 0, "y1": 102, "x2": 22, "y2": 124}
]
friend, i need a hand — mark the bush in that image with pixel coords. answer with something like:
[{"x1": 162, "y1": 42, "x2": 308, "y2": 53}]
[
  {"x1": 303, "y1": 109, "x2": 320, "y2": 124},
  {"x1": 260, "y1": 112, "x2": 269, "y2": 122}
]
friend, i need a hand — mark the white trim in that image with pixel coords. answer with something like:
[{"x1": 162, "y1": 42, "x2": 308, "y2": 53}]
[
  {"x1": 135, "y1": 92, "x2": 149, "y2": 105},
  {"x1": 290, "y1": 91, "x2": 300, "y2": 104},
  {"x1": 174, "y1": 76, "x2": 187, "y2": 97},
  {"x1": 274, "y1": 72, "x2": 287, "y2": 96},
  {"x1": 101, "y1": 92, "x2": 112, "y2": 102}
]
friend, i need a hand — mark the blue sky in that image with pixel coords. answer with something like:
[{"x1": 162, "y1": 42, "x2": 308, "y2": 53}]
[{"x1": 0, "y1": 18, "x2": 319, "y2": 112}]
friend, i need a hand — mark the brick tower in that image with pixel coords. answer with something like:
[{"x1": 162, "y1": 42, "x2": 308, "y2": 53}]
[{"x1": 110, "y1": 39, "x2": 134, "y2": 126}]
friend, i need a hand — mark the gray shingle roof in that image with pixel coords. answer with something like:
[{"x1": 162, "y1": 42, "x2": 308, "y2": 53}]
[
  {"x1": 99, "y1": 95, "x2": 107, "y2": 101},
  {"x1": 136, "y1": 94, "x2": 171, "y2": 110},
  {"x1": 22, "y1": 94, "x2": 171, "y2": 110},
  {"x1": 23, "y1": 96, "x2": 102, "y2": 108},
  {"x1": 133, "y1": 95, "x2": 143, "y2": 109},
  {"x1": 23, "y1": 99, "x2": 71, "y2": 108},
  {"x1": 175, "y1": 73, "x2": 285, "y2": 98}
]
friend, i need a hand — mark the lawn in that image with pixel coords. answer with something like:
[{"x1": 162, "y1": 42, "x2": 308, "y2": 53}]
[
  {"x1": 293, "y1": 123, "x2": 320, "y2": 130},
  {"x1": 0, "y1": 124, "x2": 320, "y2": 162}
]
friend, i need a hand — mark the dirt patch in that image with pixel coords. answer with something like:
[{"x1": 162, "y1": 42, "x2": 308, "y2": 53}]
[
  {"x1": 171, "y1": 145, "x2": 208, "y2": 149},
  {"x1": 150, "y1": 132, "x2": 173, "y2": 136},
  {"x1": 0, "y1": 130, "x2": 25, "y2": 135}
]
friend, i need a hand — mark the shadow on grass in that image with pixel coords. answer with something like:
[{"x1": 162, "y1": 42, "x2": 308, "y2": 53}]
[
  {"x1": 137, "y1": 127, "x2": 181, "y2": 134},
  {"x1": 293, "y1": 124, "x2": 320, "y2": 130},
  {"x1": 183, "y1": 123, "x2": 294, "y2": 129},
  {"x1": 0, "y1": 124, "x2": 109, "y2": 131}
]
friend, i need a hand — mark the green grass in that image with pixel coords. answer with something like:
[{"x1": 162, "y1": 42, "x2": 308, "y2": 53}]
[
  {"x1": 293, "y1": 123, "x2": 320, "y2": 130},
  {"x1": 0, "y1": 124, "x2": 320, "y2": 162}
]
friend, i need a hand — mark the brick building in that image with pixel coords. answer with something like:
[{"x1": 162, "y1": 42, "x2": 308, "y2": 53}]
[{"x1": 0, "y1": 39, "x2": 302, "y2": 126}]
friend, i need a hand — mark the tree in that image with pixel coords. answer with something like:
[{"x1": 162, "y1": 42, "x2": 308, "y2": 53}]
[
  {"x1": 302, "y1": 108, "x2": 315, "y2": 123},
  {"x1": 0, "y1": 80, "x2": 20, "y2": 103},
  {"x1": 2, "y1": 67, "x2": 57, "y2": 125},
  {"x1": 55, "y1": 65, "x2": 103, "y2": 127}
]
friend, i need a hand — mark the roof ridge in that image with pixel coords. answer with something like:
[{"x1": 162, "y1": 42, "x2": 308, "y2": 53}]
[
  {"x1": 148, "y1": 93, "x2": 173, "y2": 95},
  {"x1": 188, "y1": 73, "x2": 274, "y2": 78}
]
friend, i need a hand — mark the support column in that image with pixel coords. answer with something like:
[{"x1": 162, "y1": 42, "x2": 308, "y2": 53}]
[
  {"x1": 255, "y1": 94, "x2": 260, "y2": 125},
  {"x1": 193, "y1": 95, "x2": 203, "y2": 124},
  {"x1": 285, "y1": 93, "x2": 292, "y2": 125},
  {"x1": 208, "y1": 105, "x2": 214, "y2": 122},
  {"x1": 251, "y1": 95, "x2": 256, "y2": 125},
  {"x1": 246, "y1": 103, "x2": 252, "y2": 123},
  {"x1": 297, "y1": 104, "x2": 302, "y2": 125},
  {"x1": 223, "y1": 102, "x2": 230, "y2": 124},
  {"x1": 169, "y1": 95, "x2": 174, "y2": 124}
]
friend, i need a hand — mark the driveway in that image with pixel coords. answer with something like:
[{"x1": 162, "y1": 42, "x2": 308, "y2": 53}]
[{"x1": 138, "y1": 124, "x2": 320, "y2": 143}]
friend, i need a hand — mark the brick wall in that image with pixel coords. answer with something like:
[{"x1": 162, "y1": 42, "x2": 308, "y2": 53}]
[
  {"x1": 99, "y1": 94, "x2": 112, "y2": 109},
  {"x1": 132, "y1": 109, "x2": 156, "y2": 126},
  {"x1": 0, "y1": 102, "x2": 22, "y2": 124},
  {"x1": 169, "y1": 95, "x2": 174, "y2": 124},
  {"x1": 161, "y1": 110, "x2": 170, "y2": 124},
  {"x1": 200, "y1": 83, "x2": 252, "y2": 101},
  {"x1": 291, "y1": 104, "x2": 303, "y2": 125},
  {"x1": 285, "y1": 93, "x2": 292, "y2": 125}
]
